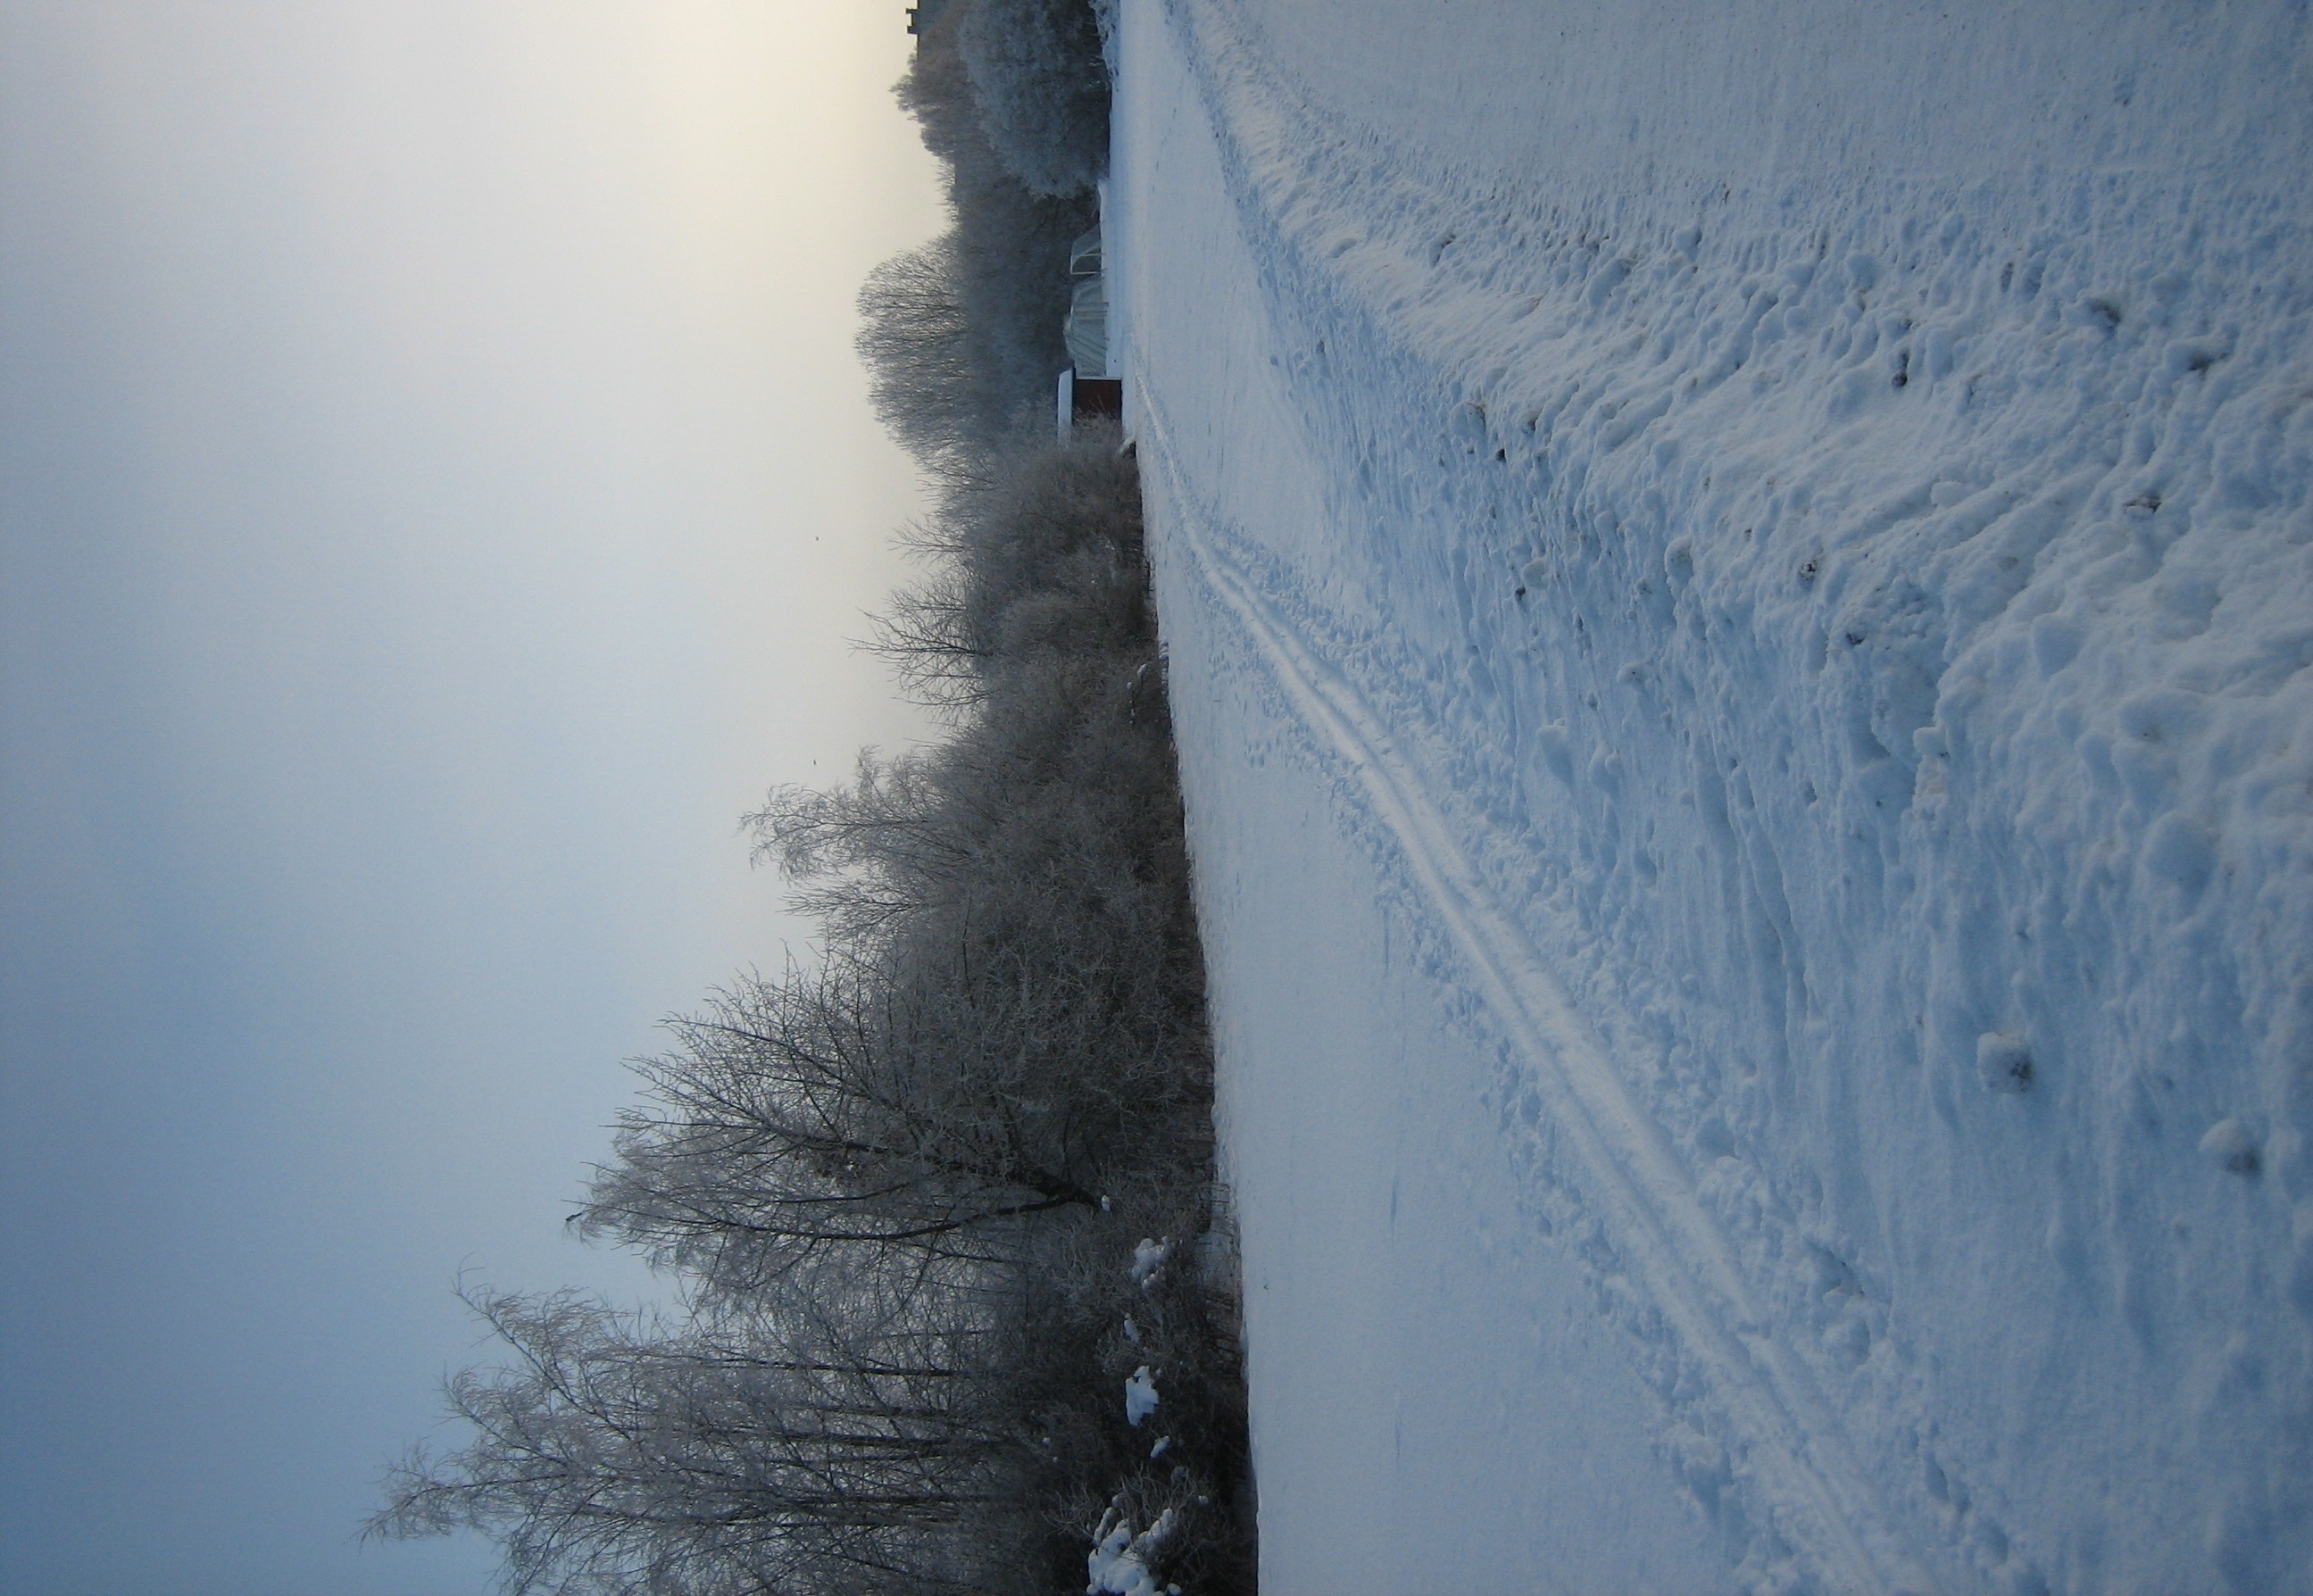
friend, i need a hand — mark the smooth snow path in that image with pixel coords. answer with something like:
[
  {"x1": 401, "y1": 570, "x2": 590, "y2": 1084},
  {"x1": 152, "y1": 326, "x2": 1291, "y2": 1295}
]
[{"x1": 1140, "y1": 392, "x2": 1918, "y2": 1594}]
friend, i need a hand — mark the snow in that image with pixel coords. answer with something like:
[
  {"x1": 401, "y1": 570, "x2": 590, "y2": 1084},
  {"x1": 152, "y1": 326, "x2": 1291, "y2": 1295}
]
[
  {"x1": 1088, "y1": 1500, "x2": 1179, "y2": 1596},
  {"x1": 1108, "y1": 0, "x2": 2313, "y2": 1589},
  {"x1": 1125, "y1": 1364, "x2": 1161, "y2": 1427},
  {"x1": 2200, "y1": 1116, "x2": 2264, "y2": 1177},
  {"x1": 1131, "y1": 1234, "x2": 1171, "y2": 1287},
  {"x1": 1976, "y1": 1031, "x2": 2035, "y2": 1095}
]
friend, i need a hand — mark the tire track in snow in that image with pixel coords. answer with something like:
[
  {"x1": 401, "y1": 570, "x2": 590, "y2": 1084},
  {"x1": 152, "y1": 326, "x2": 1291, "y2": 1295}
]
[{"x1": 1136, "y1": 388, "x2": 1930, "y2": 1596}]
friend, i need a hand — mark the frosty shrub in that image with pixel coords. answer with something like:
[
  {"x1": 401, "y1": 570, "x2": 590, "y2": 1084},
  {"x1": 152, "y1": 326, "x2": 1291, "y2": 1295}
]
[{"x1": 954, "y1": 0, "x2": 1111, "y2": 197}]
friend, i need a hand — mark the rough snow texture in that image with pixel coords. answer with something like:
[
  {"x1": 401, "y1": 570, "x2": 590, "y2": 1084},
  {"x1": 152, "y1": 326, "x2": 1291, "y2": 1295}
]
[{"x1": 1111, "y1": 0, "x2": 2313, "y2": 1590}]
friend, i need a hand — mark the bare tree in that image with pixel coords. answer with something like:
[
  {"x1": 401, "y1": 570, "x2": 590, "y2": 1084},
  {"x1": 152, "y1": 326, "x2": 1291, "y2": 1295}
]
[
  {"x1": 863, "y1": 574, "x2": 990, "y2": 715},
  {"x1": 577, "y1": 950, "x2": 1108, "y2": 1301},
  {"x1": 855, "y1": 240, "x2": 979, "y2": 484},
  {"x1": 369, "y1": 1284, "x2": 1014, "y2": 1596}
]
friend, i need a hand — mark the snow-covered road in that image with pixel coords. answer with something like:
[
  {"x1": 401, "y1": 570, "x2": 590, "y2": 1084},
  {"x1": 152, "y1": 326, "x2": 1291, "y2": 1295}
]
[{"x1": 1111, "y1": 0, "x2": 2313, "y2": 1590}]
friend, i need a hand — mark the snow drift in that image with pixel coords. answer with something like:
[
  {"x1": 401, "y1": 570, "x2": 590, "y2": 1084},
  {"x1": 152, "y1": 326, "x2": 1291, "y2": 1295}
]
[{"x1": 1109, "y1": 0, "x2": 2313, "y2": 1589}]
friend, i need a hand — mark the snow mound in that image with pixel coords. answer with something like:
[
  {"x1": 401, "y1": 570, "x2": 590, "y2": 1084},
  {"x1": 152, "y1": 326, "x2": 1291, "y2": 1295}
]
[
  {"x1": 1123, "y1": 1364, "x2": 1160, "y2": 1426},
  {"x1": 1086, "y1": 1500, "x2": 1178, "y2": 1596},
  {"x1": 1129, "y1": 1235, "x2": 1169, "y2": 1287}
]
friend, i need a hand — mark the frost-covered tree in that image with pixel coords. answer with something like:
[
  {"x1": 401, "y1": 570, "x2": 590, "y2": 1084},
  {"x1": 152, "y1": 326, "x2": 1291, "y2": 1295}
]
[
  {"x1": 954, "y1": 0, "x2": 1111, "y2": 198},
  {"x1": 576, "y1": 951, "x2": 1108, "y2": 1299},
  {"x1": 376, "y1": 430, "x2": 1251, "y2": 1596},
  {"x1": 855, "y1": 238, "x2": 978, "y2": 483},
  {"x1": 367, "y1": 1285, "x2": 1004, "y2": 1595},
  {"x1": 582, "y1": 430, "x2": 1204, "y2": 1308}
]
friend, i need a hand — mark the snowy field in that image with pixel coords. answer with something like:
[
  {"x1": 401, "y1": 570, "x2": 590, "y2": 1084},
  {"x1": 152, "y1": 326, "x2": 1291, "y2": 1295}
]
[{"x1": 1106, "y1": 0, "x2": 2313, "y2": 1590}]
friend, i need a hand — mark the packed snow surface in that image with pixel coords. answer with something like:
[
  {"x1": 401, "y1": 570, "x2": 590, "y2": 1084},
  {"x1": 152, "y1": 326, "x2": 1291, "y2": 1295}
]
[{"x1": 1108, "y1": 0, "x2": 2313, "y2": 1590}]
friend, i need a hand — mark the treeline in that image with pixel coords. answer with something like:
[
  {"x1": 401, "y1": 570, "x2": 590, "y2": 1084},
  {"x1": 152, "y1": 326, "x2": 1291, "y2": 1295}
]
[
  {"x1": 372, "y1": 4, "x2": 1253, "y2": 1593},
  {"x1": 858, "y1": 0, "x2": 1104, "y2": 473}
]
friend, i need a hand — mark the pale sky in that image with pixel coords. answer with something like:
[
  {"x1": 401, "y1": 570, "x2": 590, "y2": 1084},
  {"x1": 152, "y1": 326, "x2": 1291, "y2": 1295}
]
[{"x1": 0, "y1": 4, "x2": 945, "y2": 1592}]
